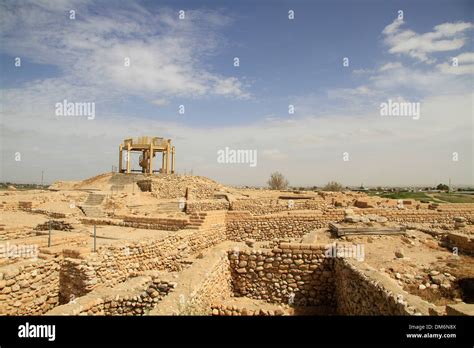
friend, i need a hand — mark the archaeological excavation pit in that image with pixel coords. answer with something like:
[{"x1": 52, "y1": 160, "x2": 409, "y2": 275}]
[{"x1": 1, "y1": 171, "x2": 473, "y2": 317}]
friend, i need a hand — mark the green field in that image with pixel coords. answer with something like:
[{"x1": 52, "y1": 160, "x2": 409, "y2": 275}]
[
  {"x1": 433, "y1": 193, "x2": 474, "y2": 203},
  {"x1": 367, "y1": 191, "x2": 440, "y2": 202},
  {"x1": 367, "y1": 191, "x2": 474, "y2": 203}
]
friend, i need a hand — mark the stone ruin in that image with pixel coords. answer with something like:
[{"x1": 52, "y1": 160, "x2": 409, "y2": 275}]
[{"x1": 0, "y1": 172, "x2": 473, "y2": 316}]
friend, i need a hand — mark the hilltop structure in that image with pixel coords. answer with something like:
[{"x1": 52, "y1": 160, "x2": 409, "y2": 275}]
[{"x1": 119, "y1": 136, "x2": 175, "y2": 175}]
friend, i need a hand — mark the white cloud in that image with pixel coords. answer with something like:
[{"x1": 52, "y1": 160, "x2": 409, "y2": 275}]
[
  {"x1": 436, "y1": 52, "x2": 474, "y2": 75},
  {"x1": 150, "y1": 98, "x2": 169, "y2": 107},
  {"x1": 0, "y1": 1, "x2": 248, "y2": 101},
  {"x1": 455, "y1": 52, "x2": 474, "y2": 63},
  {"x1": 2, "y1": 90, "x2": 471, "y2": 186},
  {"x1": 382, "y1": 18, "x2": 472, "y2": 63},
  {"x1": 382, "y1": 18, "x2": 404, "y2": 35},
  {"x1": 352, "y1": 68, "x2": 373, "y2": 75},
  {"x1": 211, "y1": 77, "x2": 250, "y2": 99},
  {"x1": 379, "y1": 62, "x2": 403, "y2": 71}
]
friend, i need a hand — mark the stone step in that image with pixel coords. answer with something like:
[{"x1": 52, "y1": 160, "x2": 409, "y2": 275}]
[
  {"x1": 80, "y1": 205, "x2": 105, "y2": 218},
  {"x1": 184, "y1": 226, "x2": 200, "y2": 230},
  {"x1": 84, "y1": 193, "x2": 105, "y2": 206},
  {"x1": 156, "y1": 202, "x2": 184, "y2": 213},
  {"x1": 108, "y1": 173, "x2": 145, "y2": 185},
  {"x1": 110, "y1": 185, "x2": 125, "y2": 191}
]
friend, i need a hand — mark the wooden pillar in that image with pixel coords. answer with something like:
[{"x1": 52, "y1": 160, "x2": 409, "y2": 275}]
[
  {"x1": 149, "y1": 144, "x2": 153, "y2": 175},
  {"x1": 171, "y1": 146, "x2": 175, "y2": 174},
  {"x1": 162, "y1": 151, "x2": 165, "y2": 174},
  {"x1": 165, "y1": 143, "x2": 170, "y2": 174},
  {"x1": 126, "y1": 143, "x2": 131, "y2": 174},
  {"x1": 119, "y1": 144, "x2": 123, "y2": 173}
]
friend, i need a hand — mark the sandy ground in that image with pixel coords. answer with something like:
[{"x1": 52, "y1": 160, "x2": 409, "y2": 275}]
[
  {"x1": 88, "y1": 225, "x2": 172, "y2": 246},
  {"x1": 312, "y1": 229, "x2": 474, "y2": 306},
  {"x1": 1, "y1": 211, "x2": 49, "y2": 227}
]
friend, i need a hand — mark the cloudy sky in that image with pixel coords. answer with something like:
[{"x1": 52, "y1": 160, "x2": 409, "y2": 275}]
[{"x1": 0, "y1": 0, "x2": 472, "y2": 187}]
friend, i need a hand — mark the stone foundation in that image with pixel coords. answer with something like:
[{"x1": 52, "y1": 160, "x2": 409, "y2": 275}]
[
  {"x1": 151, "y1": 242, "x2": 234, "y2": 315},
  {"x1": 230, "y1": 199, "x2": 327, "y2": 215},
  {"x1": 229, "y1": 243, "x2": 335, "y2": 307},
  {"x1": 47, "y1": 276, "x2": 175, "y2": 315},
  {"x1": 334, "y1": 258, "x2": 436, "y2": 315},
  {"x1": 444, "y1": 232, "x2": 474, "y2": 255},
  {"x1": 0, "y1": 257, "x2": 61, "y2": 315},
  {"x1": 227, "y1": 242, "x2": 438, "y2": 316},
  {"x1": 60, "y1": 212, "x2": 227, "y2": 301},
  {"x1": 1, "y1": 195, "x2": 473, "y2": 317},
  {"x1": 81, "y1": 216, "x2": 189, "y2": 231},
  {"x1": 226, "y1": 211, "x2": 342, "y2": 241},
  {"x1": 0, "y1": 227, "x2": 36, "y2": 241}
]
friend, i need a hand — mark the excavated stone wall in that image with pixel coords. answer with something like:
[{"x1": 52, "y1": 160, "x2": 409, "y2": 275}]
[
  {"x1": 229, "y1": 243, "x2": 336, "y2": 307},
  {"x1": 80, "y1": 216, "x2": 189, "y2": 231},
  {"x1": 60, "y1": 212, "x2": 227, "y2": 302},
  {"x1": 227, "y1": 243, "x2": 437, "y2": 316},
  {"x1": 0, "y1": 257, "x2": 61, "y2": 315},
  {"x1": 226, "y1": 211, "x2": 343, "y2": 241},
  {"x1": 47, "y1": 276, "x2": 175, "y2": 315},
  {"x1": 137, "y1": 175, "x2": 224, "y2": 199},
  {"x1": 334, "y1": 258, "x2": 437, "y2": 315}
]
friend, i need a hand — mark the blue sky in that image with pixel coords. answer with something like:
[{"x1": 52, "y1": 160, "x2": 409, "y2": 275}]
[{"x1": 0, "y1": 0, "x2": 472, "y2": 186}]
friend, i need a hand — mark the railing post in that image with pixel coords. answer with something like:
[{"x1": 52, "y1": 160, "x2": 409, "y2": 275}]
[
  {"x1": 48, "y1": 220, "x2": 51, "y2": 247},
  {"x1": 93, "y1": 224, "x2": 97, "y2": 252}
]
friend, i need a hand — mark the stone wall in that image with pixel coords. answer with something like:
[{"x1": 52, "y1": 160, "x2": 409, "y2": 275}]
[
  {"x1": 0, "y1": 201, "x2": 21, "y2": 211},
  {"x1": 226, "y1": 211, "x2": 343, "y2": 241},
  {"x1": 211, "y1": 303, "x2": 286, "y2": 316},
  {"x1": 29, "y1": 209, "x2": 69, "y2": 219},
  {"x1": 150, "y1": 242, "x2": 234, "y2": 315},
  {"x1": 1, "y1": 236, "x2": 67, "y2": 267},
  {"x1": 0, "y1": 227, "x2": 36, "y2": 241},
  {"x1": 180, "y1": 252, "x2": 233, "y2": 315},
  {"x1": 229, "y1": 243, "x2": 335, "y2": 307},
  {"x1": 444, "y1": 232, "x2": 474, "y2": 255},
  {"x1": 81, "y1": 216, "x2": 189, "y2": 231},
  {"x1": 354, "y1": 207, "x2": 474, "y2": 224},
  {"x1": 47, "y1": 276, "x2": 175, "y2": 315},
  {"x1": 0, "y1": 201, "x2": 34, "y2": 212},
  {"x1": 228, "y1": 243, "x2": 438, "y2": 316},
  {"x1": 60, "y1": 212, "x2": 227, "y2": 301},
  {"x1": 225, "y1": 207, "x2": 474, "y2": 242},
  {"x1": 137, "y1": 175, "x2": 224, "y2": 199},
  {"x1": 0, "y1": 257, "x2": 61, "y2": 315},
  {"x1": 186, "y1": 199, "x2": 230, "y2": 213},
  {"x1": 59, "y1": 252, "x2": 98, "y2": 303},
  {"x1": 334, "y1": 258, "x2": 437, "y2": 315},
  {"x1": 230, "y1": 199, "x2": 326, "y2": 215}
]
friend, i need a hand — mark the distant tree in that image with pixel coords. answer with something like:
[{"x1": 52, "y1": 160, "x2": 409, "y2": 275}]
[
  {"x1": 267, "y1": 172, "x2": 289, "y2": 190},
  {"x1": 323, "y1": 181, "x2": 344, "y2": 192},
  {"x1": 437, "y1": 183, "x2": 449, "y2": 191}
]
